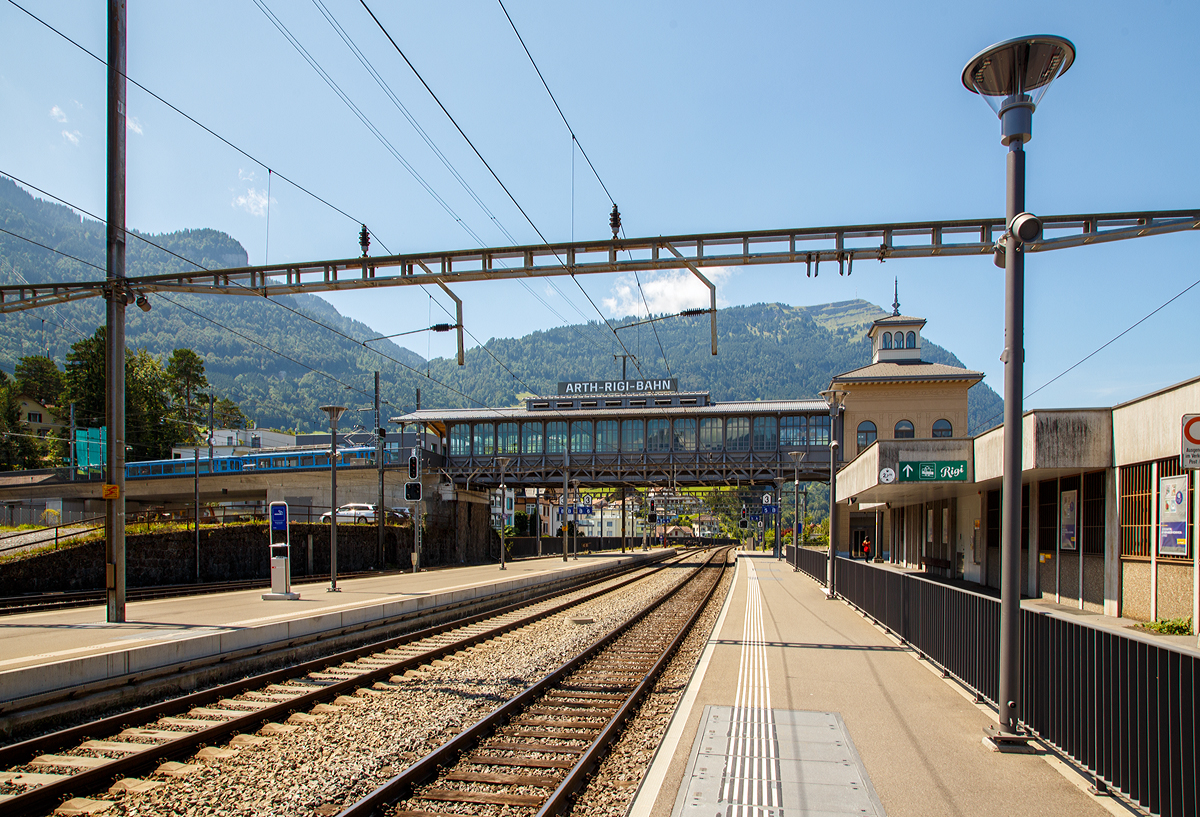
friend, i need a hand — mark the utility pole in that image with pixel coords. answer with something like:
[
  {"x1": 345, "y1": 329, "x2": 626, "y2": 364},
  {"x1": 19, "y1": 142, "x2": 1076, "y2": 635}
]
[
  {"x1": 562, "y1": 448, "x2": 569, "y2": 562},
  {"x1": 375, "y1": 371, "x2": 384, "y2": 568},
  {"x1": 613, "y1": 354, "x2": 636, "y2": 380},
  {"x1": 414, "y1": 429, "x2": 422, "y2": 572},
  {"x1": 193, "y1": 446, "x2": 200, "y2": 581},
  {"x1": 105, "y1": 0, "x2": 127, "y2": 624},
  {"x1": 208, "y1": 394, "x2": 214, "y2": 463},
  {"x1": 69, "y1": 403, "x2": 76, "y2": 482}
]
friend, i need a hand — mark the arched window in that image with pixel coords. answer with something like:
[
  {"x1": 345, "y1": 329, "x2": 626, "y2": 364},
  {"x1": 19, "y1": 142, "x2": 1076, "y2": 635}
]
[
  {"x1": 932, "y1": 419, "x2": 953, "y2": 438},
  {"x1": 856, "y1": 421, "x2": 877, "y2": 452},
  {"x1": 906, "y1": 331, "x2": 917, "y2": 349},
  {"x1": 894, "y1": 420, "x2": 915, "y2": 439},
  {"x1": 881, "y1": 332, "x2": 892, "y2": 350}
]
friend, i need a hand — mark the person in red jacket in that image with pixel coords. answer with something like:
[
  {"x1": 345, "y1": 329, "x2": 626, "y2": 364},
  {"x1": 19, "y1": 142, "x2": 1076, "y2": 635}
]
[{"x1": 862, "y1": 537, "x2": 872, "y2": 561}]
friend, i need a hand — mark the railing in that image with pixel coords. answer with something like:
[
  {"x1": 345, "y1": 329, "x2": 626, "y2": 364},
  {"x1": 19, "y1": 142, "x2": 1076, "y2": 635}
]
[
  {"x1": 828, "y1": 557, "x2": 1198, "y2": 817},
  {"x1": 786, "y1": 544, "x2": 829, "y2": 585}
]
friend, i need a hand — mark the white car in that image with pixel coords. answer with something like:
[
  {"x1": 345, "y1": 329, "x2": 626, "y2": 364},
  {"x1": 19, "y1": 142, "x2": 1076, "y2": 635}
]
[{"x1": 319, "y1": 503, "x2": 377, "y2": 524}]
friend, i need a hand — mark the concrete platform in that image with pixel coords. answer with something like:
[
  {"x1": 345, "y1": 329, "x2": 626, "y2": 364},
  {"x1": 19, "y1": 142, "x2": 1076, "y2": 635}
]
[
  {"x1": 0, "y1": 551, "x2": 663, "y2": 707},
  {"x1": 633, "y1": 552, "x2": 1127, "y2": 817}
]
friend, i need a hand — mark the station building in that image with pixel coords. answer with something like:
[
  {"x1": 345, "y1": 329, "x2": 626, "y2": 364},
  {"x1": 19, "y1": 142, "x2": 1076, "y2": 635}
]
[{"x1": 837, "y1": 361, "x2": 1200, "y2": 627}]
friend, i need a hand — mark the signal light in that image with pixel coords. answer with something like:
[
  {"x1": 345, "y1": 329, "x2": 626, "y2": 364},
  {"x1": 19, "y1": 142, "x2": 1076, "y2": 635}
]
[
  {"x1": 404, "y1": 481, "x2": 422, "y2": 501},
  {"x1": 408, "y1": 456, "x2": 418, "y2": 480}
]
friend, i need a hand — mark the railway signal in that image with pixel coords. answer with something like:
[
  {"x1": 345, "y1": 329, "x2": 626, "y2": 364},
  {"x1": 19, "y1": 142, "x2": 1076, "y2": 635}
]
[{"x1": 405, "y1": 482, "x2": 422, "y2": 502}]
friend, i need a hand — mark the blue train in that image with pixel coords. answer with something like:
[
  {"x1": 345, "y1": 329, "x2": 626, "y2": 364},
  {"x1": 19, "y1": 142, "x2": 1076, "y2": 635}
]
[{"x1": 125, "y1": 446, "x2": 403, "y2": 480}]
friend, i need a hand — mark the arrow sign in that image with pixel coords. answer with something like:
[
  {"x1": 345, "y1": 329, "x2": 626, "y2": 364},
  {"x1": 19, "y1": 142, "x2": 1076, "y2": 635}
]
[{"x1": 902, "y1": 464, "x2": 914, "y2": 478}]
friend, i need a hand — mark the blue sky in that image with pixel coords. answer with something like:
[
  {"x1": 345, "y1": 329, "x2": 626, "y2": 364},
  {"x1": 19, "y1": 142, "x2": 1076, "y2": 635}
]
[{"x1": 2, "y1": 0, "x2": 1198, "y2": 409}]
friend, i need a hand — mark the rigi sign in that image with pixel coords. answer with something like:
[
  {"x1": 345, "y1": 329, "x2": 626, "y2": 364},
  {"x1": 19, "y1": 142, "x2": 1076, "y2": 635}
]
[
  {"x1": 558, "y1": 379, "x2": 677, "y2": 395},
  {"x1": 898, "y1": 460, "x2": 968, "y2": 482}
]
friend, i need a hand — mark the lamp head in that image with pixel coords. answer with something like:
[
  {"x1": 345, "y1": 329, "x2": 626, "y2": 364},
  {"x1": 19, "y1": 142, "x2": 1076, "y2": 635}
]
[
  {"x1": 319, "y1": 405, "x2": 348, "y2": 424},
  {"x1": 962, "y1": 35, "x2": 1075, "y2": 145},
  {"x1": 819, "y1": 388, "x2": 850, "y2": 410}
]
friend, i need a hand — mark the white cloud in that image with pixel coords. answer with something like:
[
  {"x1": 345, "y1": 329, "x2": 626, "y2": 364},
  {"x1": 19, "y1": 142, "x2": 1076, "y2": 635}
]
[
  {"x1": 49, "y1": 105, "x2": 67, "y2": 123},
  {"x1": 238, "y1": 168, "x2": 256, "y2": 182},
  {"x1": 603, "y1": 268, "x2": 734, "y2": 317},
  {"x1": 61, "y1": 130, "x2": 81, "y2": 146},
  {"x1": 233, "y1": 187, "x2": 271, "y2": 217},
  {"x1": 126, "y1": 116, "x2": 143, "y2": 135}
]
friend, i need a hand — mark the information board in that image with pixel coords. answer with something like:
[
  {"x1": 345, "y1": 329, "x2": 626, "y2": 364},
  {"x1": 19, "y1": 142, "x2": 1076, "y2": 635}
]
[
  {"x1": 1158, "y1": 474, "x2": 1189, "y2": 557},
  {"x1": 897, "y1": 461, "x2": 968, "y2": 482}
]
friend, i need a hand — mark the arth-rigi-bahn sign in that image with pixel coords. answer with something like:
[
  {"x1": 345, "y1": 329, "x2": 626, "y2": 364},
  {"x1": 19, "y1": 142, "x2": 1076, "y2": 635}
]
[
  {"x1": 558, "y1": 379, "x2": 677, "y2": 395},
  {"x1": 897, "y1": 460, "x2": 968, "y2": 482}
]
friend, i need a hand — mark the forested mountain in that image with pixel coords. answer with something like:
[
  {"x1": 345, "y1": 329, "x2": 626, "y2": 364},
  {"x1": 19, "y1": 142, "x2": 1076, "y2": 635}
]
[{"x1": 0, "y1": 178, "x2": 1002, "y2": 434}]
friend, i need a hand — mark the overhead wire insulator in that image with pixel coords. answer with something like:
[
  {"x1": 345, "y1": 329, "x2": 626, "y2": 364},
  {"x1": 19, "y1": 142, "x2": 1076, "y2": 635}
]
[
  {"x1": 609, "y1": 204, "x2": 621, "y2": 239},
  {"x1": 359, "y1": 224, "x2": 370, "y2": 257},
  {"x1": 431, "y1": 323, "x2": 455, "y2": 332}
]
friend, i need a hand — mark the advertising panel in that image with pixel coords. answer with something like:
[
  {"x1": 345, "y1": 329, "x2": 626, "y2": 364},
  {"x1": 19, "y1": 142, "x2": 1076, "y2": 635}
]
[
  {"x1": 1158, "y1": 474, "x2": 1189, "y2": 557},
  {"x1": 1059, "y1": 490, "x2": 1077, "y2": 551}
]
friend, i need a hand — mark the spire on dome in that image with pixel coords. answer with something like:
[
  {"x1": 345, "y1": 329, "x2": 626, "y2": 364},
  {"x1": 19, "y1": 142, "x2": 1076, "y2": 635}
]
[{"x1": 892, "y1": 278, "x2": 900, "y2": 316}]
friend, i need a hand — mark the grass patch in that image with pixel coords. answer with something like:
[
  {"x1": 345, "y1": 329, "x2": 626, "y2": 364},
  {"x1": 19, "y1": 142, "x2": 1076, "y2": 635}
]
[{"x1": 1137, "y1": 616, "x2": 1193, "y2": 636}]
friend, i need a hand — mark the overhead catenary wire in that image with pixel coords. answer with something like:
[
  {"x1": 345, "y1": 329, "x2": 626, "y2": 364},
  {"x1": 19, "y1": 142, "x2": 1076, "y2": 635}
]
[
  {"x1": 356, "y1": 0, "x2": 637, "y2": 364},
  {"x1": 495, "y1": 0, "x2": 671, "y2": 376},
  {"x1": 6, "y1": 0, "x2": 618, "y2": 366},
  {"x1": 4, "y1": 0, "x2": 373, "y2": 239},
  {"x1": 973, "y1": 271, "x2": 1200, "y2": 433},
  {"x1": 0, "y1": 174, "x2": 537, "y2": 415},
  {"x1": 257, "y1": 0, "x2": 610, "y2": 356}
]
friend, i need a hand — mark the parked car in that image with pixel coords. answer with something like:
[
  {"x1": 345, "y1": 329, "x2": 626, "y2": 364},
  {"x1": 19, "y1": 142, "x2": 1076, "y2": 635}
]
[
  {"x1": 320, "y1": 504, "x2": 404, "y2": 524},
  {"x1": 319, "y1": 503, "x2": 377, "y2": 524}
]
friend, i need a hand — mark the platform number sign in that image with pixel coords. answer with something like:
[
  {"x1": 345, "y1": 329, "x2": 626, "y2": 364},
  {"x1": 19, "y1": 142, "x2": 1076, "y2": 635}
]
[{"x1": 1182, "y1": 414, "x2": 1200, "y2": 469}]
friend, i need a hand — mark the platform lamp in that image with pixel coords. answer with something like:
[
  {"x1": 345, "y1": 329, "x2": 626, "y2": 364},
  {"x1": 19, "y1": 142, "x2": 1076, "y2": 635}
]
[
  {"x1": 496, "y1": 456, "x2": 511, "y2": 571},
  {"x1": 320, "y1": 404, "x2": 347, "y2": 592},
  {"x1": 819, "y1": 388, "x2": 849, "y2": 598},
  {"x1": 963, "y1": 35, "x2": 1074, "y2": 739},
  {"x1": 788, "y1": 451, "x2": 806, "y2": 572}
]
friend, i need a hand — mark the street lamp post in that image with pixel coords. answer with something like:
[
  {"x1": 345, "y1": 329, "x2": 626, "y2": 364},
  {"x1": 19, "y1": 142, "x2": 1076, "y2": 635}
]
[
  {"x1": 819, "y1": 388, "x2": 848, "y2": 598},
  {"x1": 496, "y1": 457, "x2": 511, "y2": 570},
  {"x1": 963, "y1": 35, "x2": 1074, "y2": 738},
  {"x1": 319, "y1": 405, "x2": 347, "y2": 592}
]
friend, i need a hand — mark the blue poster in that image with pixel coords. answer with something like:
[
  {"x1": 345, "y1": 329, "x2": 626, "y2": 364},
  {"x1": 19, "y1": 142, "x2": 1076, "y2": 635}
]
[{"x1": 271, "y1": 504, "x2": 288, "y2": 532}]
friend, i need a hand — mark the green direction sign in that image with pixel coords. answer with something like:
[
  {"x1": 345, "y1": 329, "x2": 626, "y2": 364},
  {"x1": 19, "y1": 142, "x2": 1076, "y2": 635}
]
[{"x1": 898, "y1": 460, "x2": 968, "y2": 482}]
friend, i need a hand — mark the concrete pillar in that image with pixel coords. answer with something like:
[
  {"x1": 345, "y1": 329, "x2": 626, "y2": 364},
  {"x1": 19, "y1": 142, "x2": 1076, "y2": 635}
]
[
  {"x1": 1150, "y1": 461, "x2": 1158, "y2": 621},
  {"x1": 1105, "y1": 467, "x2": 1121, "y2": 618},
  {"x1": 1028, "y1": 486, "x2": 1039, "y2": 599}
]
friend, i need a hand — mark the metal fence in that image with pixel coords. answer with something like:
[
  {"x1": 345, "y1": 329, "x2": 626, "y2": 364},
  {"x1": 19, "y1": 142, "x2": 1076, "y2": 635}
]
[
  {"x1": 786, "y1": 544, "x2": 829, "y2": 585},
  {"x1": 828, "y1": 557, "x2": 1197, "y2": 817}
]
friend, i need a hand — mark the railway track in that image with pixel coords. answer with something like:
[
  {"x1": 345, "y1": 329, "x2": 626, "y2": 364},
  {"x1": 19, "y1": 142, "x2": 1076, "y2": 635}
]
[
  {"x1": 0, "y1": 550, "x2": 694, "y2": 815},
  {"x1": 341, "y1": 546, "x2": 732, "y2": 817}
]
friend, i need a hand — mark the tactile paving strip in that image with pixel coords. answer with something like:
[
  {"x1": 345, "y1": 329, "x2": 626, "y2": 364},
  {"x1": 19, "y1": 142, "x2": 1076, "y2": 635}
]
[{"x1": 673, "y1": 706, "x2": 887, "y2": 817}]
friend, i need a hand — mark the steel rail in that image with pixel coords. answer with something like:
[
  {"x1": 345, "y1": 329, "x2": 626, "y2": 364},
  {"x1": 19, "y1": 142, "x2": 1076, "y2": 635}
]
[
  {"x1": 337, "y1": 546, "x2": 731, "y2": 817},
  {"x1": 1, "y1": 210, "x2": 1196, "y2": 313},
  {"x1": 0, "y1": 553, "x2": 680, "y2": 816}
]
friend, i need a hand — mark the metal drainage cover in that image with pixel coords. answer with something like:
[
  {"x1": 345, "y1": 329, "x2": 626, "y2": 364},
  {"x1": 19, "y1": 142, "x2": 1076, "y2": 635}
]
[{"x1": 672, "y1": 706, "x2": 886, "y2": 816}]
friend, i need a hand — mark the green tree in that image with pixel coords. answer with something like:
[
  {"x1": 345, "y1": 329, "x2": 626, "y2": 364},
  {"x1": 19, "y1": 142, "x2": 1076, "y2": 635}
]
[
  {"x1": 213, "y1": 397, "x2": 249, "y2": 429},
  {"x1": 62, "y1": 327, "x2": 187, "y2": 461},
  {"x1": 14, "y1": 355, "x2": 64, "y2": 407},
  {"x1": 62, "y1": 328, "x2": 106, "y2": 431},
  {"x1": 0, "y1": 384, "x2": 41, "y2": 470},
  {"x1": 165, "y1": 348, "x2": 208, "y2": 439}
]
